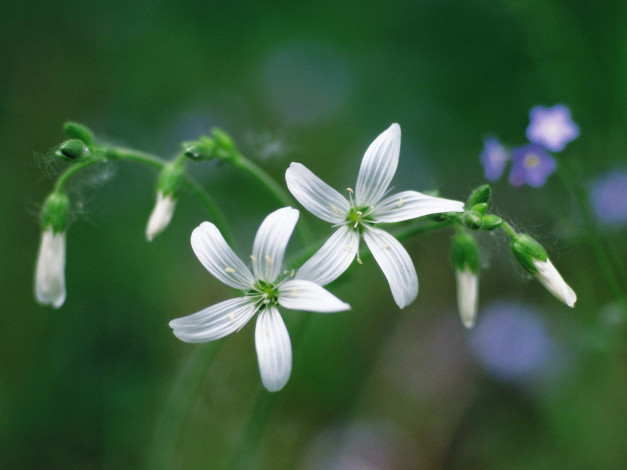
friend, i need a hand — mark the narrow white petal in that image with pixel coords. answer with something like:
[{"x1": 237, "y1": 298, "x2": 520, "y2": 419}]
[
  {"x1": 355, "y1": 123, "x2": 401, "y2": 206},
  {"x1": 169, "y1": 297, "x2": 257, "y2": 343},
  {"x1": 455, "y1": 268, "x2": 479, "y2": 328},
  {"x1": 363, "y1": 227, "x2": 418, "y2": 309},
  {"x1": 35, "y1": 228, "x2": 66, "y2": 309},
  {"x1": 285, "y1": 163, "x2": 349, "y2": 224},
  {"x1": 278, "y1": 279, "x2": 351, "y2": 313},
  {"x1": 191, "y1": 222, "x2": 254, "y2": 290},
  {"x1": 295, "y1": 226, "x2": 359, "y2": 286},
  {"x1": 533, "y1": 258, "x2": 577, "y2": 307},
  {"x1": 146, "y1": 191, "x2": 177, "y2": 241},
  {"x1": 374, "y1": 190, "x2": 465, "y2": 223},
  {"x1": 255, "y1": 307, "x2": 292, "y2": 392},
  {"x1": 252, "y1": 207, "x2": 299, "y2": 283}
]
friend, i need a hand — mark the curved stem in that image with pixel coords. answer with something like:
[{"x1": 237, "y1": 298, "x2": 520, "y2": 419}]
[
  {"x1": 54, "y1": 157, "x2": 103, "y2": 192},
  {"x1": 232, "y1": 155, "x2": 313, "y2": 245}
]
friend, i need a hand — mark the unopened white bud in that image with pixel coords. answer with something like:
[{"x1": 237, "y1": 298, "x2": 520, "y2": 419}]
[
  {"x1": 532, "y1": 258, "x2": 577, "y2": 307},
  {"x1": 146, "y1": 191, "x2": 177, "y2": 241},
  {"x1": 35, "y1": 227, "x2": 66, "y2": 308},
  {"x1": 455, "y1": 267, "x2": 479, "y2": 328}
]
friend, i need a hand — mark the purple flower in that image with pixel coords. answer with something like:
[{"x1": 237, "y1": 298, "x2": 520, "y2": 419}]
[
  {"x1": 526, "y1": 105, "x2": 580, "y2": 152},
  {"x1": 590, "y1": 170, "x2": 627, "y2": 226},
  {"x1": 468, "y1": 301, "x2": 556, "y2": 383},
  {"x1": 480, "y1": 137, "x2": 509, "y2": 181},
  {"x1": 509, "y1": 144, "x2": 556, "y2": 187}
]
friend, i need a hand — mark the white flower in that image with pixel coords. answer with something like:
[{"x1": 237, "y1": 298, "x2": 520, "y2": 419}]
[
  {"x1": 455, "y1": 268, "x2": 479, "y2": 328},
  {"x1": 169, "y1": 207, "x2": 350, "y2": 392},
  {"x1": 532, "y1": 258, "x2": 577, "y2": 307},
  {"x1": 35, "y1": 227, "x2": 66, "y2": 308},
  {"x1": 146, "y1": 191, "x2": 177, "y2": 241},
  {"x1": 285, "y1": 123, "x2": 465, "y2": 308}
]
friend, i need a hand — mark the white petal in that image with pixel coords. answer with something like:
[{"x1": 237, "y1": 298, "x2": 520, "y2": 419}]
[
  {"x1": 295, "y1": 226, "x2": 359, "y2": 286},
  {"x1": 355, "y1": 123, "x2": 401, "y2": 206},
  {"x1": 278, "y1": 279, "x2": 351, "y2": 313},
  {"x1": 533, "y1": 258, "x2": 577, "y2": 307},
  {"x1": 363, "y1": 227, "x2": 418, "y2": 308},
  {"x1": 455, "y1": 268, "x2": 479, "y2": 328},
  {"x1": 255, "y1": 306, "x2": 292, "y2": 392},
  {"x1": 146, "y1": 191, "x2": 177, "y2": 241},
  {"x1": 191, "y1": 222, "x2": 254, "y2": 290},
  {"x1": 285, "y1": 163, "x2": 349, "y2": 224},
  {"x1": 35, "y1": 228, "x2": 66, "y2": 309},
  {"x1": 374, "y1": 190, "x2": 465, "y2": 223},
  {"x1": 252, "y1": 207, "x2": 299, "y2": 283},
  {"x1": 169, "y1": 297, "x2": 257, "y2": 343}
]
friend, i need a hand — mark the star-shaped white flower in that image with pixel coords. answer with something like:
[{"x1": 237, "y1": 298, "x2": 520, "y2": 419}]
[
  {"x1": 169, "y1": 207, "x2": 350, "y2": 392},
  {"x1": 285, "y1": 124, "x2": 465, "y2": 308}
]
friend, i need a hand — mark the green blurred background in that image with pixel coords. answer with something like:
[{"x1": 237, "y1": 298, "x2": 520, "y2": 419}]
[{"x1": 2, "y1": 0, "x2": 627, "y2": 468}]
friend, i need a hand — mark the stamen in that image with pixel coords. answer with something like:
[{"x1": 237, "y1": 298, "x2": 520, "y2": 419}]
[
  {"x1": 346, "y1": 187, "x2": 354, "y2": 193},
  {"x1": 344, "y1": 245, "x2": 353, "y2": 251},
  {"x1": 353, "y1": 221, "x2": 359, "y2": 229},
  {"x1": 356, "y1": 253, "x2": 363, "y2": 265},
  {"x1": 397, "y1": 197, "x2": 404, "y2": 208},
  {"x1": 224, "y1": 267, "x2": 236, "y2": 273},
  {"x1": 331, "y1": 205, "x2": 340, "y2": 215},
  {"x1": 289, "y1": 269, "x2": 295, "y2": 277},
  {"x1": 356, "y1": 211, "x2": 362, "y2": 215},
  {"x1": 265, "y1": 255, "x2": 273, "y2": 265},
  {"x1": 229, "y1": 312, "x2": 235, "y2": 322},
  {"x1": 380, "y1": 244, "x2": 390, "y2": 250},
  {"x1": 250, "y1": 255, "x2": 257, "y2": 263}
]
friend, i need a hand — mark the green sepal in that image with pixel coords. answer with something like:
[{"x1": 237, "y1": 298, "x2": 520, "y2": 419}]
[
  {"x1": 481, "y1": 214, "x2": 503, "y2": 231},
  {"x1": 41, "y1": 192, "x2": 69, "y2": 233},
  {"x1": 467, "y1": 184, "x2": 491, "y2": 208},
  {"x1": 462, "y1": 211, "x2": 483, "y2": 230},
  {"x1": 211, "y1": 128, "x2": 240, "y2": 164},
  {"x1": 510, "y1": 234, "x2": 548, "y2": 274},
  {"x1": 471, "y1": 203, "x2": 488, "y2": 214},
  {"x1": 428, "y1": 213, "x2": 449, "y2": 222},
  {"x1": 157, "y1": 163, "x2": 186, "y2": 197},
  {"x1": 451, "y1": 231, "x2": 480, "y2": 273},
  {"x1": 56, "y1": 139, "x2": 89, "y2": 160},
  {"x1": 183, "y1": 136, "x2": 216, "y2": 161},
  {"x1": 63, "y1": 121, "x2": 94, "y2": 146}
]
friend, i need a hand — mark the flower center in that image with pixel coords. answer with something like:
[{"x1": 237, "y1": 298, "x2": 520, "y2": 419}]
[
  {"x1": 524, "y1": 154, "x2": 540, "y2": 168},
  {"x1": 347, "y1": 205, "x2": 374, "y2": 231},
  {"x1": 251, "y1": 280, "x2": 279, "y2": 306}
]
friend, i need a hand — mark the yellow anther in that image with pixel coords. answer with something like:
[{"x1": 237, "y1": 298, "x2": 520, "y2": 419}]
[
  {"x1": 380, "y1": 244, "x2": 390, "y2": 250},
  {"x1": 344, "y1": 245, "x2": 353, "y2": 251},
  {"x1": 265, "y1": 254, "x2": 273, "y2": 265},
  {"x1": 224, "y1": 267, "x2": 236, "y2": 273},
  {"x1": 290, "y1": 269, "x2": 295, "y2": 277},
  {"x1": 250, "y1": 255, "x2": 257, "y2": 263},
  {"x1": 347, "y1": 187, "x2": 354, "y2": 193},
  {"x1": 397, "y1": 197, "x2": 404, "y2": 208},
  {"x1": 356, "y1": 253, "x2": 363, "y2": 265},
  {"x1": 332, "y1": 205, "x2": 340, "y2": 214},
  {"x1": 229, "y1": 312, "x2": 235, "y2": 322}
]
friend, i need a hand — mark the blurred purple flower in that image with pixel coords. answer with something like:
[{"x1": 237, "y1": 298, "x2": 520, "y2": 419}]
[
  {"x1": 526, "y1": 105, "x2": 579, "y2": 152},
  {"x1": 509, "y1": 144, "x2": 556, "y2": 187},
  {"x1": 468, "y1": 301, "x2": 555, "y2": 382},
  {"x1": 480, "y1": 137, "x2": 509, "y2": 181},
  {"x1": 590, "y1": 170, "x2": 627, "y2": 226}
]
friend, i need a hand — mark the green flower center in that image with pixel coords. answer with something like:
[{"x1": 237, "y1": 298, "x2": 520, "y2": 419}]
[{"x1": 251, "y1": 280, "x2": 279, "y2": 306}]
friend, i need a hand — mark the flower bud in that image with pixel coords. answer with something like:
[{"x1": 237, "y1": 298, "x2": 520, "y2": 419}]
[
  {"x1": 451, "y1": 232, "x2": 480, "y2": 328},
  {"x1": 35, "y1": 192, "x2": 70, "y2": 308},
  {"x1": 510, "y1": 234, "x2": 576, "y2": 307},
  {"x1": 145, "y1": 163, "x2": 185, "y2": 241},
  {"x1": 481, "y1": 214, "x2": 503, "y2": 231},
  {"x1": 63, "y1": 121, "x2": 94, "y2": 146},
  {"x1": 56, "y1": 139, "x2": 89, "y2": 160},
  {"x1": 183, "y1": 136, "x2": 215, "y2": 161},
  {"x1": 471, "y1": 202, "x2": 488, "y2": 214},
  {"x1": 467, "y1": 184, "x2": 491, "y2": 207},
  {"x1": 462, "y1": 211, "x2": 483, "y2": 230}
]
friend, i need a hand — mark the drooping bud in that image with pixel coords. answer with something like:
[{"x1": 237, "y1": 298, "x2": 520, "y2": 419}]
[
  {"x1": 56, "y1": 139, "x2": 89, "y2": 161},
  {"x1": 35, "y1": 191, "x2": 70, "y2": 308},
  {"x1": 462, "y1": 211, "x2": 483, "y2": 230},
  {"x1": 145, "y1": 163, "x2": 185, "y2": 241},
  {"x1": 510, "y1": 234, "x2": 576, "y2": 307},
  {"x1": 451, "y1": 232, "x2": 480, "y2": 328},
  {"x1": 481, "y1": 214, "x2": 503, "y2": 231},
  {"x1": 63, "y1": 121, "x2": 94, "y2": 146},
  {"x1": 183, "y1": 136, "x2": 216, "y2": 161},
  {"x1": 467, "y1": 184, "x2": 491, "y2": 208}
]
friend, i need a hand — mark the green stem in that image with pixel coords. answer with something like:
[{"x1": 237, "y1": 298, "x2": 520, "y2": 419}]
[
  {"x1": 232, "y1": 155, "x2": 313, "y2": 245},
  {"x1": 500, "y1": 221, "x2": 517, "y2": 239},
  {"x1": 54, "y1": 157, "x2": 103, "y2": 192}
]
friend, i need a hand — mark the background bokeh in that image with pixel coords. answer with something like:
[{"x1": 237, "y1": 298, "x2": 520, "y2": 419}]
[{"x1": 2, "y1": 0, "x2": 627, "y2": 469}]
